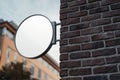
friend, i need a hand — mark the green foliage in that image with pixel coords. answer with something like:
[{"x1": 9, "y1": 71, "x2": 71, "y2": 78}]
[{"x1": 0, "y1": 62, "x2": 38, "y2": 80}]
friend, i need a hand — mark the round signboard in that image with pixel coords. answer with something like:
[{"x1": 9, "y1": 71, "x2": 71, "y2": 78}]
[{"x1": 15, "y1": 14, "x2": 53, "y2": 58}]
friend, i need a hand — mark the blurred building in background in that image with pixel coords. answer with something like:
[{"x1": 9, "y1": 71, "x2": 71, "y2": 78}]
[{"x1": 0, "y1": 19, "x2": 60, "y2": 80}]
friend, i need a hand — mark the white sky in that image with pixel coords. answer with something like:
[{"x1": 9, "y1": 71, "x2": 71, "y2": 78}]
[{"x1": 0, "y1": 0, "x2": 60, "y2": 63}]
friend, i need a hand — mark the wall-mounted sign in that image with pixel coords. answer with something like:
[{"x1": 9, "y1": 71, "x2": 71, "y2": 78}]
[{"x1": 15, "y1": 14, "x2": 55, "y2": 58}]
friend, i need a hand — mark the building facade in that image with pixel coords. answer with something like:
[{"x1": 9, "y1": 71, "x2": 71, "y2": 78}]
[
  {"x1": 0, "y1": 20, "x2": 60, "y2": 80},
  {"x1": 60, "y1": 0, "x2": 120, "y2": 80}
]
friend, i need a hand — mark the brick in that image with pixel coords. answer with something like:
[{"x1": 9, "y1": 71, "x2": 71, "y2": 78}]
[
  {"x1": 103, "y1": 9, "x2": 120, "y2": 18},
  {"x1": 61, "y1": 77, "x2": 82, "y2": 80},
  {"x1": 82, "y1": 58, "x2": 105, "y2": 67},
  {"x1": 60, "y1": 7, "x2": 78, "y2": 14},
  {"x1": 81, "y1": 41, "x2": 104, "y2": 50},
  {"x1": 104, "y1": 23, "x2": 120, "y2": 32},
  {"x1": 60, "y1": 0, "x2": 67, "y2": 3},
  {"x1": 92, "y1": 48, "x2": 116, "y2": 57},
  {"x1": 92, "y1": 32, "x2": 114, "y2": 41},
  {"x1": 80, "y1": 6, "x2": 86, "y2": 11},
  {"x1": 119, "y1": 65, "x2": 120, "y2": 71},
  {"x1": 69, "y1": 18, "x2": 80, "y2": 24},
  {"x1": 106, "y1": 56, "x2": 120, "y2": 64},
  {"x1": 111, "y1": 3, "x2": 120, "y2": 10},
  {"x1": 60, "y1": 54, "x2": 68, "y2": 61},
  {"x1": 60, "y1": 27, "x2": 68, "y2": 33},
  {"x1": 61, "y1": 19, "x2": 69, "y2": 26},
  {"x1": 101, "y1": 0, "x2": 120, "y2": 6},
  {"x1": 89, "y1": 6, "x2": 109, "y2": 14},
  {"x1": 93, "y1": 65, "x2": 118, "y2": 74},
  {"x1": 70, "y1": 23, "x2": 89, "y2": 31},
  {"x1": 67, "y1": 0, "x2": 72, "y2": 2},
  {"x1": 113, "y1": 16, "x2": 120, "y2": 23},
  {"x1": 61, "y1": 18, "x2": 80, "y2": 26},
  {"x1": 69, "y1": 68, "x2": 92, "y2": 76},
  {"x1": 88, "y1": 0, "x2": 101, "y2": 3},
  {"x1": 91, "y1": 18, "x2": 111, "y2": 27},
  {"x1": 83, "y1": 75, "x2": 108, "y2": 80},
  {"x1": 81, "y1": 27, "x2": 102, "y2": 35},
  {"x1": 60, "y1": 39, "x2": 68, "y2": 46},
  {"x1": 70, "y1": 51, "x2": 91, "y2": 59},
  {"x1": 60, "y1": 60, "x2": 81, "y2": 68},
  {"x1": 60, "y1": 69, "x2": 68, "y2": 77},
  {"x1": 117, "y1": 47, "x2": 120, "y2": 54},
  {"x1": 80, "y1": 2, "x2": 100, "y2": 11},
  {"x1": 69, "y1": 36, "x2": 90, "y2": 44},
  {"x1": 68, "y1": 77, "x2": 82, "y2": 80},
  {"x1": 105, "y1": 38, "x2": 120, "y2": 47},
  {"x1": 115, "y1": 30, "x2": 120, "y2": 37},
  {"x1": 60, "y1": 3, "x2": 68, "y2": 9},
  {"x1": 110, "y1": 73, "x2": 120, "y2": 80},
  {"x1": 81, "y1": 13, "x2": 101, "y2": 22},
  {"x1": 60, "y1": 0, "x2": 120, "y2": 79},
  {"x1": 60, "y1": 45, "x2": 80, "y2": 53},
  {"x1": 60, "y1": 14, "x2": 67, "y2": 20},
  {"x1": 86, "y1": 1, "x2": 100, "y2": 10},
  {"x1": 68, "y1": 0, "x2": 86, "y2": 7},
  {"x1": 61, "y1": 31, "x2": 80, "y2": 39},
  {"x1": 68, "y1": 10, "x2": 88, "y2": 18}
]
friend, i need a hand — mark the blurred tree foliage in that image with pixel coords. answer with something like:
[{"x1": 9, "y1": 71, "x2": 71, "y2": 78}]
[{"x1": 0, "y1": 62, "x2": 38, "y2": 80}]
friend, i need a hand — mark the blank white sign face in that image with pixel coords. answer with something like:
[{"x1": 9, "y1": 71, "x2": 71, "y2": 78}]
[{"x1": 15, "y1": 15, "x2": 53, "y2": 58}]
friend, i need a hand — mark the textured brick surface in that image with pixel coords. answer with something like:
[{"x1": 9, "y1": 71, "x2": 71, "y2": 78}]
[
  {"x1": 89, "y1": 6, "x2": 109, "y2": 14},
  {"x1": 60, "y1": 45, "x2": 80, "y2": 53},
  {"x1": 69, "y1": 36, "x2": 90, "y2": 44},
  {"x1": 70, "y1": 23, "x2": 89, "y2": 31},
  {"x1": 83, "y1": 75, "x2": 108, "y2": 80},
  {"x1": 105, "y1": 38, "x2": 120, "y2": 47},
  {"x1": 88, "y1": 0, "x2": 101, "y2": 3},
  {"x1": 113, "y1": 16, "x2": 120, "y2": 23},
  {"x1": 68, "y1": 0, "x2": 86, "y2": 7},
  {"x1": 82, "y1": 58, "x2": 105, "y2": 67},
  {"x1": 60, "y1": 60, "x2": 81, "y2": 68},
  {"x1": 81, "y1": 13, "x2": 101, "y2": 22},
  {"x1": 93, "y1": 65, "x2": 118, "y2": 74},
  {"x1": 70, "y1": 51, "x2": 91, "y2": 59},
  {"x1": 61, "y1": 77, "x2": 82, "y2": 80},
  {"x1": 81, "y1": 41, "x2": 104, "y2": 50},
  {"x1": 68, "y1": 10, "x2": 88, "y2": 18},
  {"x1": 81, "y1": 27, "x2": 102, "y2": 35},
  {"x1": 92, "y1": 48, "x2": 116, "y2": 57},
  {"x1": 111, "y1": 3, "x2": 120, "y2": 10},
  {"x1": 103, "y1": 9, "x2": 120, "y2": 18},
  {"x1": 60, "y1": 7, "x2": 78, "y2": 14},
  {"x1": 60, "y1": 27, "x2": 68, "y2": 33},
  {"x1": 60, "y1": 54, "x2": 68, "y2": 61},
  {"x1": 104, "y1": 23, "x2": 120, "y2": 32},
  {"x1": 61, "y1": 31, "x2": 80, "y2": 39},
  {"x1": 110, "y1": 73, "x2": 120, "y2": 80},
  {"x1": 90, "y1": 18, "x2": 111, "y2": 27},
  {"x1": 60, "y1": 0, "x2": 120, "y2": 80},
  {"x1": 60, "y1": 69, "x2": 68, "y2": 77},
  {"x1": 106, "y1": 56, "x2": 120, "y2": 64},
  {"x1": 69, "y1": 68, "x2": 92, "y2": 76},
  {"x1": 101, "y1": 0, "x2": 120, "y2": 6},
  {"x1": 92, "y1": 32, "x2": 114, "y2": 41}
]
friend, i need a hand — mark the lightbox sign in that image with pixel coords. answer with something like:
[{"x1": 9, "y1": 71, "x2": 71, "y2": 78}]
[{"x1": 15, "y1": 14, "x2": 58, "y2": 58}]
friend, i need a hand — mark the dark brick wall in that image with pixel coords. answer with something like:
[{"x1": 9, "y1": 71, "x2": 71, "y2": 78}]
[{"x1": 60, "y1": 0, "x2": 120, "y2": 80}]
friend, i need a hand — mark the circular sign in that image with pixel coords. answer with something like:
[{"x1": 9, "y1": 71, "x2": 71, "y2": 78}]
[{"x1": 15, "y1": 14, "x2": 53, "y2": 58}]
